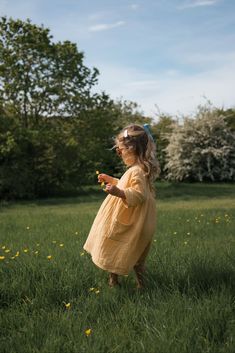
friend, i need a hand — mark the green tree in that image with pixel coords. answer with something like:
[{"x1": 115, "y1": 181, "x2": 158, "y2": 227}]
[
  {"x1": 0, "y1": 16, "x2": 99, "y2": 127},
  {"x1": 151, "y1": 114, "x2": 176, "y2": 178}
]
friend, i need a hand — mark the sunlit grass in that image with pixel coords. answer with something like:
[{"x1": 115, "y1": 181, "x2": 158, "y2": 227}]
[{"x1": 0, "y1": 183, "x2": 234, "y2": 353}]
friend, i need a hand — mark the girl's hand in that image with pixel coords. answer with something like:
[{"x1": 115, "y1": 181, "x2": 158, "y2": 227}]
[
  {"x1": 98, "y1": 173, "x2": 113, "y2": 184},
  {"x1": 105, "y1": 184, "x2": 126, "y2": 199}
]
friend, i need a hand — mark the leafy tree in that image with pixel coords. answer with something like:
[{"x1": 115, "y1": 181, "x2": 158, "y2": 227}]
[
  {"x1": 0, "y1": 16, "x2": 98, "y2": 127},
  {"x1": 165, "y1": 106, "x2": 235, "y2": 182},
  {"x1": 151, "y1": 114, "x2": 176, "y2": 178}
]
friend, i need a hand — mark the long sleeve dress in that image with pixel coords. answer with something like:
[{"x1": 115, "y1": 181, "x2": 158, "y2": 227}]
[{"x1": 83, "y1": 164, "x2": 156, "y2": 275}]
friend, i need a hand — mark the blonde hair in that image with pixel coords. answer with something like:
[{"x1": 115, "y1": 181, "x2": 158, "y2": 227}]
[{"x1": 115, "y1": 124, "x2": 160, "y2": 191}]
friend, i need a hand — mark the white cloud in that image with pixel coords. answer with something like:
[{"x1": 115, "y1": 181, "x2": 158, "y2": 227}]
[
  {"x1": 89, "y1": 21, "x2": 125, "y2": 32},
  {"x1": 93, "y1": 58, "x2": 235, "y2": 118},
  {"x1": 130, "y1": 4, "x2": 140, "y2": 11},
  {"x1": 178, "y1": 0, "x2": 219, "y2": 10}
]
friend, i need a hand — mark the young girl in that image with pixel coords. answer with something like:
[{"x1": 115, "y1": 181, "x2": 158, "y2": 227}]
[{"x1": 83, "y1": 124, "x2": 159, "y2": 288}]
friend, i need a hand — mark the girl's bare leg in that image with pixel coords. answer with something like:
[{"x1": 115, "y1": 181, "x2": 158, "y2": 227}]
[
  {"x1": 134, "y1": 242, "x2": 151, "y2": 289},
  {"x1": 134, "y1": 264, "x2": 145, "y2": 289},
  {"x1": 108, "y1": 273, "x2": 120, "y2": 287}
]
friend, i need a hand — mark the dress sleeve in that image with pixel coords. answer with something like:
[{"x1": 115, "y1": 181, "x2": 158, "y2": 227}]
[{"x1": 122, "y1": 168, "x2": 147, "y2": 207}]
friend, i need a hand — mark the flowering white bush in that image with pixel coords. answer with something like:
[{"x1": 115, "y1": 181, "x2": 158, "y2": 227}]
[{"x1": 164, "y1": 108, "x2": 235, "y2": 181}]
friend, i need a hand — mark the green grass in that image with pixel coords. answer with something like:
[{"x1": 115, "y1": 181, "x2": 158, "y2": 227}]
[{"x1": 0, "y1": 182, "x2": 235, "y2": 353}]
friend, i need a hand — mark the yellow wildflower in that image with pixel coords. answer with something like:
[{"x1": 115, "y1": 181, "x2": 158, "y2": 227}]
[
  {"x1": 5, "y1": 249, "x2": 10, "y2": 253},
  {"x1": 47, "y1": 255, "x2": 52, "y2": 260},
  {"x1": 96, "y1": 170, "x2": 99, "y2": 175},
  {"x1": 75, "y1": 232, "x2": 78, "y2": 235},
  {"x1": 35, "y1": 251, "x2": 39, "y2": 255},
  {"x1": 52, "y1": 240, "x2": 57, "y2": 244},
  {"x1": 95, "y1": 290, "x2": 100, "y2": 294},
  {"x1": 89, "y1": 287, "x2": 95, "y2": 292},
  {"x1": 0, "y1": 256, "x2": 5, "y2": 260},
  {"x1": 24, "y1": 249, "x2": 28, "y2": 253},
  {"x1": 64, "y1": 302, "x2": 71, "y2": 309},
  {"x1": 26, "y1": 226, "x2": 30, "y2": 230},
  {"x1": 59, "y1": 243, "x2": 64, "y2": 247},
  {"x1": 85, "y1": 328, "x2": 92, "y2": 336},
  {"x1": 15, "y1": 251, "x2": 20, "y2": 257},
  {"x1": 11, "y1": 256, "x2": 15, "y2": 260},
  {"x1": 80, "y1": 252, "x2": 84, "y2": 256},
  {"x1": 2, "y1": 246, "x2": 6, "y2": 250},
  {"x1": 184, "y1": 241, "x2": 188, "y2": 245}
]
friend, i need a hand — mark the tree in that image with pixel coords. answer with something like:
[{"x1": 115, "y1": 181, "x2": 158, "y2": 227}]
[
  {"x1": 0, "y1": 16, "x2": 99, "y2": 127},
  {"x1": 151, "y1": 114, "x2": 176, "y2": 178},
  {"x1": 165, "y1": 106, "x2": 235, "y2": 182}
]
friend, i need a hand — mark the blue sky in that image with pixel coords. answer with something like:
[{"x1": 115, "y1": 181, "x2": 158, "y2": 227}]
[{"x1": 1, "y1": 0, "x2": 235, "y2": 118}]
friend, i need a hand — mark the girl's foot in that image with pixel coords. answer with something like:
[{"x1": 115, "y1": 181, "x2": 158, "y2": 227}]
[{"x1": 108, "y1": 273, "x2": 120, "y2": 287}]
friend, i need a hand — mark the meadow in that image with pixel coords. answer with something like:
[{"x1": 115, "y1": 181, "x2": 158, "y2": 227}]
[{"x1": 0, "y1": 182, "x2": 234, "y2": 353}]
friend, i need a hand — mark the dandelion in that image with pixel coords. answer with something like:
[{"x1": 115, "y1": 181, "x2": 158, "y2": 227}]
[
  {"x1": 95, "y1": 290, "x2": 100, "y2": 294},
  {"x1": 85, "y1": 328, "x2": 92, "y2": 336},
  {"x1": 11, "y1": 256, "x2": 15, "y2": 260},
  {"x1": 2, "y1": 246, "x2": 6, "y2": 250},
  {"x1": 89, "y1": 287, "x2": 95, "y2": 292},
  {"x1": 0, "y1": 256, "x2": 5, "y2": 260},
  {"x1": 64, "y1": 302, "x2": 71, "y2": 309},
  {"x1": 59, "y1": 243, "x2": 64, "y2": 247},
  {"x1": 96, "y1": 170, "x2": 99, "y2": 175},
  {"x1": 47, "y1": 255, "x2": 52, "y2": 260},
  {"x1": 24, "y1": 249, "x2": 28, "y2": 253},
  {"x1": 5, "y1": 249, "x2": 10, "y2": 253},
  {"x1": 15, "y1": 251, "x2": 20, "y2": 257}
]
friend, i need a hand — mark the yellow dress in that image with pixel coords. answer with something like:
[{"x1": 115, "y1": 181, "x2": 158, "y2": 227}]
[{"x1": 83, "y1": 165, "x2": 156, "y2": 275}]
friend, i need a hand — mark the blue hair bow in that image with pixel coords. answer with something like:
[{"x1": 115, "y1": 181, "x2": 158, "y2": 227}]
[{"x1": 143, "y1": 123, "x2": 154, "y2": 141}]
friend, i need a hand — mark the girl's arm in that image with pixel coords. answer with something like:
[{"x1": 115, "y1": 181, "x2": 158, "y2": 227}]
[{"x1": 104, "y1": 184, "x2": 126, "y2": 199}]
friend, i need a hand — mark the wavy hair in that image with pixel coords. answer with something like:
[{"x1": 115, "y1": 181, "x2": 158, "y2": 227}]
[{"x1": 115, "y1": 124, "x2": 160, "y2": 191}]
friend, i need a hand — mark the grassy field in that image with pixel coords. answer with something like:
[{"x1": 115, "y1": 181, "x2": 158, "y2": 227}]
[{"x1": 0, "y1": 182, "x2": 235, "y2": 353}]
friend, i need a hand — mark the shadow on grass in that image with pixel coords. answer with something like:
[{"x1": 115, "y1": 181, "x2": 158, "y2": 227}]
[
  {"x1": 144, "y1": 262, "x2": 235, "y2": 297},
  {"x1": 1, "y1": 182, "x2": 234, "y2": 209},
  {"x1": 156, "y1": 181, "x2": 235, "y2": 201},
  {"x1": 0, "y1": 186, "x2": 106, "y2": 209}
]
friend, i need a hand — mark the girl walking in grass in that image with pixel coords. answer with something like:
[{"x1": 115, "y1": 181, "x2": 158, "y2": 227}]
[{"x1": 83, "y1": 124, "x2": 160, "y2": 288}]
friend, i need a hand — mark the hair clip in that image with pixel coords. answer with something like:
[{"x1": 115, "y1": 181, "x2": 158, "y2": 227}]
[
  {"x1": 143, "y1": 124, "x2": 154, "y2": 141},
  {"x1": 123, "y1": 129, "x2": 128, "y2": 138}
]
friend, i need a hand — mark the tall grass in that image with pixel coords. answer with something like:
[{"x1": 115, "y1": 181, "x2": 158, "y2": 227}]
[{"x1": 0, "y1": 183, "x2": 234, "y2": 353}]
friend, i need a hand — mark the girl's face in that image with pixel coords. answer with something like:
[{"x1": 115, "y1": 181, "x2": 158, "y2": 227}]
[{"x1": 116, "y1": 142, "x2": 137, "y2": 166}]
